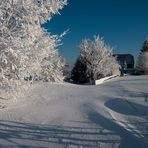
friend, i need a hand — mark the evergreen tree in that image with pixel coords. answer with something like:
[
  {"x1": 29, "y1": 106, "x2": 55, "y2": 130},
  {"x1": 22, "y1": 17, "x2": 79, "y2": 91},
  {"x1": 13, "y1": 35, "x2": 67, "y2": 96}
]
[
  {"x1": 71, "y1": 58, "x2": 88, "y2": 84},
  {"x1": 141, "y1": 38, "x2": 148, "y2": 53}
]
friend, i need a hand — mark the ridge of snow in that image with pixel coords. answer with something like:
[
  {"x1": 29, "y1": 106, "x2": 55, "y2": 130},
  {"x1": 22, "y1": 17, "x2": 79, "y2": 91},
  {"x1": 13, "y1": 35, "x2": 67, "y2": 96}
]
[{"x1": 95, "y1": 75, "x2": 118, "y2": 85}]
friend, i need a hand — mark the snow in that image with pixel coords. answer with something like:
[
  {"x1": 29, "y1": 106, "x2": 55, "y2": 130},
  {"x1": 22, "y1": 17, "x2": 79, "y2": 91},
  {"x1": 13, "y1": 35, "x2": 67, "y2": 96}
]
[
  {"x1": 95, "y1": 75, "x2": 118, "y2": 85},
  {"x1": 0, "y1": 75, "x2": 148, "y2": 148}
]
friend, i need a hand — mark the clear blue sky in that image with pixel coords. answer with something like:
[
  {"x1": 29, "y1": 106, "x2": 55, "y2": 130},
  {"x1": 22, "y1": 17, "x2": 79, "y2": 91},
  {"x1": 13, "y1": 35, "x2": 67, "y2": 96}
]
[{"x1": 42, "y1": 0, "x2": 148, "y2": 65}]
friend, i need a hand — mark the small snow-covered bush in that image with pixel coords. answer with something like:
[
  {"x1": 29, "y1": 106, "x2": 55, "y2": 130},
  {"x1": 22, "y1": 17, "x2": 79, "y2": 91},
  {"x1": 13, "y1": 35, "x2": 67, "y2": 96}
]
[
  {"x1": 71, "y1": 36, "x2": 119, "y2": 84},
  {"x1": 0, "y1": 0, "x2": 67, "y2": 92}
]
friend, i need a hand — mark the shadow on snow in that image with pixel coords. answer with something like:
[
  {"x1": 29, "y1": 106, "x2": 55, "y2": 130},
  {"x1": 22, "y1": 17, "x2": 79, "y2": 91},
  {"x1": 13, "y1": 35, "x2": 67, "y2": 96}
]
[
  {"x1": 105, "y1": 98, "x2": 148, "y2": 116},
  {"x1": 83, "y1": 104, "x2": 148, "y2": 148},
  {"x1": 0, "y1": 120, "x2": 120, "y2": 148}
]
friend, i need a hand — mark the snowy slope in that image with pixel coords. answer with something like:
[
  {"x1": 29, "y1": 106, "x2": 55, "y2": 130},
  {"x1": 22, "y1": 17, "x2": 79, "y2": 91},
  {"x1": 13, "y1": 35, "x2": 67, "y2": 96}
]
[{"x1": 0, "y1": 76, "x2": 148, "y2": 148}]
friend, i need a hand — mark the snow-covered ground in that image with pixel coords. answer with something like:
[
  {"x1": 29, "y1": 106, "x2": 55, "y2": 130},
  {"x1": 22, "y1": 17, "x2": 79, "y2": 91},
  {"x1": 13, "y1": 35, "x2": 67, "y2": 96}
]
[{"x1": 0, "y1": 75, "x2": 148, "y2": 148}]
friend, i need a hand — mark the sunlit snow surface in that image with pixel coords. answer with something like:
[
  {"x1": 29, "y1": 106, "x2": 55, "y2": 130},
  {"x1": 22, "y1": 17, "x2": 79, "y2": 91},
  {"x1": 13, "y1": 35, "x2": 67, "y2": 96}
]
[{"x1": 0, "y1": 76, "x2": 148, "y2": 148}]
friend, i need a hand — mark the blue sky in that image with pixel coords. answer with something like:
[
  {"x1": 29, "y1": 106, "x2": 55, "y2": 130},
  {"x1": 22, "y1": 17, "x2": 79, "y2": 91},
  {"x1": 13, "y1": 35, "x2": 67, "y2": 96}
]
[{"x1": 42, "y1": 0, "x2": 148, "y2": 65}]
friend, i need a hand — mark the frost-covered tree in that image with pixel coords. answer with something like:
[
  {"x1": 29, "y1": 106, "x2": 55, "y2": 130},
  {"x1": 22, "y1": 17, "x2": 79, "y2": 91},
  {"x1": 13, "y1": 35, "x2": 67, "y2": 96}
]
[
  {"x1": 0, "y1": 0, "x2": 67, "y2": 90},
  {"x1": 71, "y1": 36, "x2": 119, "y2": 84},
  {"x1": 136, "y1": 38, "x2": 148, "y2": 74}
]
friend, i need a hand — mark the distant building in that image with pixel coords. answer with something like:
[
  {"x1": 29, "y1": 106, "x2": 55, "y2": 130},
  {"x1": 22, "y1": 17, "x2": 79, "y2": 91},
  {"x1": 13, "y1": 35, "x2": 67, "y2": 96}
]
[{"x1": 113, "y1": 54, "x2": 135, "y2": 74}]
